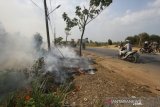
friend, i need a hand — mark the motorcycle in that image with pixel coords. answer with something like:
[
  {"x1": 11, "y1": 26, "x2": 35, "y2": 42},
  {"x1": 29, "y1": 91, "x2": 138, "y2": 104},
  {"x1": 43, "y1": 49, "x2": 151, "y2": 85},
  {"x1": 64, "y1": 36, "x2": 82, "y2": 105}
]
[
  {"x1": 119, "y1": 48, "x2": 140, "y2": 63},
  {"x1": 139, "y1": 47, "x2": 155, "y2": 54}
]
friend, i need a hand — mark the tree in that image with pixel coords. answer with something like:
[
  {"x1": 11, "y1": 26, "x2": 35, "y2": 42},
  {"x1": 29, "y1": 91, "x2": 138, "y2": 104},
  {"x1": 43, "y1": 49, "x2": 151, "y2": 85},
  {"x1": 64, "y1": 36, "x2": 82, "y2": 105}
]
[
  {"x1": 33, "y1": 33, "x2": 43, "y2": 51},
  {"x1": 65, "y1": 30, "x2": 71, "y2": 44},
  {"x1": 134, "y1": 35, "x2": 140, "y2": 45},
  {"x1": 55, "y1": 37, "x2": 63, "y2": 45},
  {"x1": 125, "y1": 36, "x2": 134, "y2": 44},
  {"x1": 125, "y1": 33, "x2": 160, "y2": 46},
  {"x1": 90, "y1": 40, "x2": 94, "y2": 44},
  {"x1": 125, "y1": 35, "x2": 139, "y2": 45},
  {"x1": 138, "y1": 32, "x2": 149, "y2": 46},
  {"x1": 62, "y1": 0, "x2": 112, "y2": 56},
  {"x1": 108, "y1": 39, "x2": 112, "y2": 45},
  {"x1": 149, "y1": 34, "x2": 160, "y2": 42}
]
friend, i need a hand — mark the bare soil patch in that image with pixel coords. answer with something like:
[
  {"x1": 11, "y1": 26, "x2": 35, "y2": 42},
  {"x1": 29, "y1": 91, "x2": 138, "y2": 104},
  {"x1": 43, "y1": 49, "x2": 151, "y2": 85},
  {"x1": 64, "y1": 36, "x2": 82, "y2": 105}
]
[{"x1": 66, "y1": 52, "x2": 157, "y2": 106}]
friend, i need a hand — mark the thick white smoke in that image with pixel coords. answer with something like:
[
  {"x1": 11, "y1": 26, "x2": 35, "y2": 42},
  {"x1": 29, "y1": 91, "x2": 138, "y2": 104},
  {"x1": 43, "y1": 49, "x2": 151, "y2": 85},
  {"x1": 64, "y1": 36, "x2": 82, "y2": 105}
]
[
  {"x1": 0, "y1": 22, "x2": 94, "y2": 101},
  {"x1": 0, "y1": 23, "x2": 39, "y2": 101},
  {"x1": 0, "y1": 22, "x2": 75, "y2": 99},
  {"x1": 0, "y1": 23, "x2": 35, "y2": 70}
]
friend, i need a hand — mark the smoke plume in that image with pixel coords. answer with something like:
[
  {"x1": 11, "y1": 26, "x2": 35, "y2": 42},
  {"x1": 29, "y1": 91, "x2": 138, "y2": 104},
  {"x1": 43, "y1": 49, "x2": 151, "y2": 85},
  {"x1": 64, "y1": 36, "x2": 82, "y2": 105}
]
[
  {"x1": 0, "y1": 22, "x2": 37, "y2": 101},
  {"x1": 0, "y1": 22, "x2": 94, "y2": 102},
  {"x1": 0, "y1": 23, "x2": 35, "y2": 70}
]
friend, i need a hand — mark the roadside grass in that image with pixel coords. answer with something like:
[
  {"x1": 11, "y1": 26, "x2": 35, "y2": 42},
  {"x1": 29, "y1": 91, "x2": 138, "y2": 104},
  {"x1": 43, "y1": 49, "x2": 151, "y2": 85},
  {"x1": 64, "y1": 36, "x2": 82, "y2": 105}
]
[
  {"x1": 0, "y1": 58, "x2": 75, "y2": 107},
  {"x1": 4, "y1": 79, "x2": 74, "y2": 107}
]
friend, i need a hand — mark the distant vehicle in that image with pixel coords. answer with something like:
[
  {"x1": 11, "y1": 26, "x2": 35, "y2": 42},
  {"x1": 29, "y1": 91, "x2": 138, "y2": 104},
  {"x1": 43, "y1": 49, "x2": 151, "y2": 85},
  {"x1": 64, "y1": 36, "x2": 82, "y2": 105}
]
[
  {"x1": 139, "y1": 47, "x2": 155, "y2": 54},
  {"x1": 119, "y1": 48, "x2": 140, "y2": 63},
  {"x1": 140, "y1": 41, "x2": 158, "y2": 54}
]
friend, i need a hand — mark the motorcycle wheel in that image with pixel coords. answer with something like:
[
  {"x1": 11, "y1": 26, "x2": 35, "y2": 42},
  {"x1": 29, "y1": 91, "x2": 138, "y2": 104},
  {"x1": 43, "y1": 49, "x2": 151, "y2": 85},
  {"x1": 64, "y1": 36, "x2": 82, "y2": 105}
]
[
  {"x1": 148, "y1": 49, "x2": 154, "y2": 54},
  {"x1": 130, "y1": 55, "x2": 139, "y2": 63},
  {"x1": 151, "y1": 49, "x2": 156, "y2": 54}
]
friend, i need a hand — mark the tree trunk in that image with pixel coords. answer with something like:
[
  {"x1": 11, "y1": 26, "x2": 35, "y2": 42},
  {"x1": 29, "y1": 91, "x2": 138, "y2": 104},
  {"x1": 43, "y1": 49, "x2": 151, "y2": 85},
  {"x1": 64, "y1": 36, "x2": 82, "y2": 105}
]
[
  {"x1": 66, "y1": 35, "x2": 68, "y2": 45},
  {"x1": 139, "y1": 36, "x2": 142, "y2": 47},
  {"x1": 79, "y1": 26, "x2": 86, "y2": 56}
]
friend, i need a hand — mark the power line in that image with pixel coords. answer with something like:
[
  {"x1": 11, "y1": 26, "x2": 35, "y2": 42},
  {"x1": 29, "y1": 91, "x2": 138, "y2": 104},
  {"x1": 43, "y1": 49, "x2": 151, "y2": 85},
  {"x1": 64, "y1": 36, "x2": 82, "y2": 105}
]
[{"x1": 30, "y1": 0, "x2": 43, "y2": 11}]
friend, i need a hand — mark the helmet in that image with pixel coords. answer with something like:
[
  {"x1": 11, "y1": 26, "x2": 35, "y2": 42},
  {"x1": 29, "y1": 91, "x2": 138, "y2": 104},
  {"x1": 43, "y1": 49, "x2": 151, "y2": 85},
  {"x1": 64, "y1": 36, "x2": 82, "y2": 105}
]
[
  {"x1": 145, "y1": 41, "x2": 148, "y2": 44},
  {"x1": 125, "y1": 40, "x2": 130, "y2": 43}
]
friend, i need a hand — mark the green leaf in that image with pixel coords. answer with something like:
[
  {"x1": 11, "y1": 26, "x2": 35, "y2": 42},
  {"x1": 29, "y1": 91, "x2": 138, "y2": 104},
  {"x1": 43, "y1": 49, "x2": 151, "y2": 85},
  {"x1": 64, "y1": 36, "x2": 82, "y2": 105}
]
[
  {"x1": 76, "y1": 6, "x2": 81, "y2": 11},
  {"x1": 82, "y1": 9, "x2": 89, "y2": 15}
]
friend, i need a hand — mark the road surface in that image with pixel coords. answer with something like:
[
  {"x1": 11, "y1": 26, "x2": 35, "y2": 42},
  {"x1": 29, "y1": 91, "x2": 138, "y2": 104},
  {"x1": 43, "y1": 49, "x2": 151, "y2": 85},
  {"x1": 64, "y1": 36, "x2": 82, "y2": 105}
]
[
  {"x1": 87, "y1": 47, "x2": 160, "y2": 61},
  {"x1": 86, "y1": 47, "x2": 160, "y2": 91},
  {"x1": 86, "y1": 47, "x2": 160, "y2": 68}
]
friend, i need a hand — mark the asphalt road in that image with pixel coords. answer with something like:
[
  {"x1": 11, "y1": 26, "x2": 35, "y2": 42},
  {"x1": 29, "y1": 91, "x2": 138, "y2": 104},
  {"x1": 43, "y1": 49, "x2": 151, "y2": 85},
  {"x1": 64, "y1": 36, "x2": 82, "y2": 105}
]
[{"x1": 86, "y1": 47, "x2": 160, "y2": 79}]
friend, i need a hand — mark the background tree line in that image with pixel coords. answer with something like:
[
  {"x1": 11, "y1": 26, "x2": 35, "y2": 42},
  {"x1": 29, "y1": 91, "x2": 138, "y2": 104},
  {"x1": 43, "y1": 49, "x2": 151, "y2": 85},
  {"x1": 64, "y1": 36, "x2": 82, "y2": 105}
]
[
  {"x1": 87, "y1": 39, "x2": 114, "y2": 47},
  {"x1": 125, "y1": 32, "x2": 160, "y2": 46},
  {"x1": 53, "y1": 32, "x2": 160, "y2": 47}
]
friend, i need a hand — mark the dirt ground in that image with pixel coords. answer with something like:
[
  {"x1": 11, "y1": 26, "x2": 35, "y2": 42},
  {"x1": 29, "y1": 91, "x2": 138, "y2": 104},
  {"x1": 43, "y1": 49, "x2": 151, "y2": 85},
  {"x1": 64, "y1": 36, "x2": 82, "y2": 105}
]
[{"x1": 66, "y1": 51, "x2": 159, "y2": 107}]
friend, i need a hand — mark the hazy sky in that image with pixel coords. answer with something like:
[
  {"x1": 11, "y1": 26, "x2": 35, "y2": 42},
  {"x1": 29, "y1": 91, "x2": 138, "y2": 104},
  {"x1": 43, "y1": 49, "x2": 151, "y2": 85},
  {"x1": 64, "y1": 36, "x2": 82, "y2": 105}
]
[{"x1": 0, "y1": 0, "x2": 160, "y2": 42}]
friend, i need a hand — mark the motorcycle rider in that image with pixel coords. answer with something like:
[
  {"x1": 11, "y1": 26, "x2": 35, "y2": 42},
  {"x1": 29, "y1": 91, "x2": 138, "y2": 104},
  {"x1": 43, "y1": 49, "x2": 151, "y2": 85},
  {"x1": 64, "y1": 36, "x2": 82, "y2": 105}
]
[
  {"x1": 155, "y1": 41, "x2": 160, "y2": 52},
  {"x1": 119, "y1": 40, "x2": 132, "y2": 59},
  {"x1": 143, "y1": 41, "x2": 149, "y2": 52}
]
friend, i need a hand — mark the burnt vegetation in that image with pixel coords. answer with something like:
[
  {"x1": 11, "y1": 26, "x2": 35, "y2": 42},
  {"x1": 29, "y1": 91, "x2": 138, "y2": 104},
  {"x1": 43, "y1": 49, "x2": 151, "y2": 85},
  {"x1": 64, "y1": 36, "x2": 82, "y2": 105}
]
[{"x1": 0, "y1": 25, "x2": 97, "y2": 106}]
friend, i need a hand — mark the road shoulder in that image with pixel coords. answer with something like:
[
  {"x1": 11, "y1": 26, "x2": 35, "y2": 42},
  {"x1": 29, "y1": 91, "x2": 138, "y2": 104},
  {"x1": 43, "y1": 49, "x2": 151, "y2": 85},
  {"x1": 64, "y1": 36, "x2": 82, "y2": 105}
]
[
  {"x1": 66, "y1": 51, "x2": 158, "y2": 106},
  {"x1": 83, "y1": 50, "x2": 160, "y2": 95}
]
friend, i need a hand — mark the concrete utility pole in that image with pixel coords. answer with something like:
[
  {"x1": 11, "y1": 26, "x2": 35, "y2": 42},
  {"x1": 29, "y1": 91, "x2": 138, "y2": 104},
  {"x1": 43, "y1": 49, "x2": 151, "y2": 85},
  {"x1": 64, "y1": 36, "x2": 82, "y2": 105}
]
[{"x1": 44, "y1": 0, "x2": 51, "y2": 51}]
